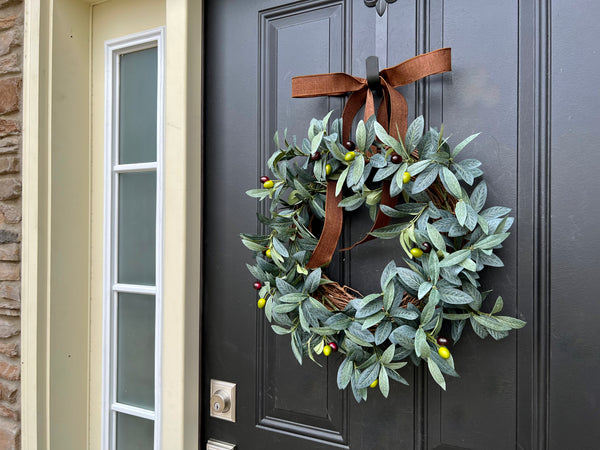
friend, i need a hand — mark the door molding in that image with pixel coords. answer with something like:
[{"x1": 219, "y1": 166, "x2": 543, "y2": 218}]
[{"x1": 21, "y1": 0, "x2": 202, "y2": 448}]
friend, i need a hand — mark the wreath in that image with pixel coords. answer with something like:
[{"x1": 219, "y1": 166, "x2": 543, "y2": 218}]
[{"x1": 241, "y1": 50, "x2": 525, "y2": 402}]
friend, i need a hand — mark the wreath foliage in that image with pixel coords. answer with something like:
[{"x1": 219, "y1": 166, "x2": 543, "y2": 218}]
[{"x1": 241, "y1": 113, "x2": 525, "y2": 402}]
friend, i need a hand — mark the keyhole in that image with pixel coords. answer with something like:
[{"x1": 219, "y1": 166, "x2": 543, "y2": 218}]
[{"x1": 214, "y1": 402, "x2": 220, "y2": 411}]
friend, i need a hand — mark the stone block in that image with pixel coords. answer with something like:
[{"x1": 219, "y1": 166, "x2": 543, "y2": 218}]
[
  {"x1": 0, "y1": 316, "x2": 18, "y2": 338},
  {"x1": 0, "y1": 282, "x2": 19, "y2": 301},
  {"x1": 0, "y1": 244, "x2": 18, "y2": 261},
  {"x1": 0, "y1": 120, "x2": 19, "y2": 138},
  {"x1": 0, "y1": 178, "x2": 20, "y2": 201},
  {"x1": 0, "y1": 418, "x2": 19, "y2": 450},
  {"x1": 0, "y1": 53, "x2": 19, "y2": 75},
  {"x1": 0, "y1": 361, "x2": 19, "y2": 381},
  {"x1": 0, "y1": 381, "x2": 16, "y2": 402},
  {"x1": 0, "y1": 157, "x2": 18, "y2": 175},
  {"x1": 0, "y1": 342, "x2": 18, "y2": 358},
  {"x1": 0, "y1": 78, "x2": 20, "y2": 115},
  {"x1": 0, "y1": 263, "x2": 18, "y2": 281}
]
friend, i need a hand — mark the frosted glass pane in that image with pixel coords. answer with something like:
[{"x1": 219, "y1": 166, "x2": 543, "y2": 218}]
[
  {"x1": 119, "y1": 47, "x2": 157, "y2": 164},
  {"x1": 116, "y1": 413, "x2": 154, "y2": 450},
  {"x1": 117, "y1": 293, "x2": 155, "y2": 409},
  {"x1": 118, "y1": 172, "x2": 156, "y2": 285}
]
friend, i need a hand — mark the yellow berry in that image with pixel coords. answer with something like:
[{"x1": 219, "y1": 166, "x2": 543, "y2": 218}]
[
  {"x1": 257, "y1": 298, "x2": 266, "y2": 309},
  {"x1": 344, "y1": 151, "x2": 356, "y2": 162},
  {"x1": 410, "y1": 248, "x2": 424, "y2": 258},
  {"x1": 323, "y1": 345, "x2": 332, "y2": 356},
  {"x1": 325, "y1": 164, "x2": 332, "y2": 175},
  {"x1": 263, "y1": 180, "x2": 274, "y2": 189},
  {"x1": 437, "y1": 249, "x2": 444, "y2": 259},
  {"x1": 265, "y1": 248, "x2": 272, "y2": 258},
  {"x1": 370, "y1": 379, "x2": 378, "y2": 388},
  {"x1": 438, "y1": 346, "x2": 451, "y2": 359},
  {"x1": 402, "y1": 171, "x2": 411, "y2": 184}
]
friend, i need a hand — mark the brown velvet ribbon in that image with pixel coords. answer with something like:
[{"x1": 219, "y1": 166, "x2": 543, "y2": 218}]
[{"x1": 292, "y1": 48, "x2": 452, "y2": 268}]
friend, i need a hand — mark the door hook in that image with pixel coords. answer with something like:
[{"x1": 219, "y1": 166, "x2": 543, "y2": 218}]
[{"x1": 366, "y1": 55, "x2": 381, "y2": 93}]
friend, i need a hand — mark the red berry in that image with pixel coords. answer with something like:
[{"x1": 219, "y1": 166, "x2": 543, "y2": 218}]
[
  {"x1": 422, "y1": 242, "x2": 432, "y2": 253},
  {"x1": 344, "y1": 140, "x2": 356, "y2": 151},
  {"x1": 260, "y1": 176, "x2": 269, "y2": 183},
  {"x1": 391, "y1": 154, "x2": 402, "y2": 164},
  {"x1": 329, "y1": 342, "x2": 338, "y2": 352},
  {"x1": 437, "y1": 336, "x2": 449, "y2": 346},
  {"x1": 253, "y1": 282, "x2": 262, "y2": 290},
  {"x1": 310, "y1": 151, "x2": 321, "y2": 161}
]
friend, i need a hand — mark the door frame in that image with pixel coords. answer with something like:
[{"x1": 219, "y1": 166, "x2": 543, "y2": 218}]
[{"x1": 21, "y1": 0, "x2": 203, "y2": 448}]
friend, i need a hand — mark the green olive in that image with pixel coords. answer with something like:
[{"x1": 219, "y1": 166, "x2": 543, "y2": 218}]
[
  {"x1": 438, "y1": 346, "x2": 451, "y2": 359},
  {"x1": 263, "y1": 180, "x2": 274, "y2": 189},
  {"x1": 370, "y1": 379, "x2": 378, "y2": 388},
  {"x1": 257, "y1": 298, "x2": 266, "y2": 309},
  {"x1": 323, "y1": 345, "x2": 332, "y2": 356},
  {"x1": 410, "y1": 248, "x2": 424, "y2": 258},
  {"x1": 344, "y1": 151, "x2": 356, "y2": 162},
  {"x1": 402, "y1": 171, "x2": 411, "y2": 184},
  {"x1": 325, "y1": 164, "x2": 332, "y2": 175}
]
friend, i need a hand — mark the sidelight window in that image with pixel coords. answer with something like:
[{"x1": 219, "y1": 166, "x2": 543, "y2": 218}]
[{"x1": 103, "y1": 28, "x2": 164, "y2": 450}]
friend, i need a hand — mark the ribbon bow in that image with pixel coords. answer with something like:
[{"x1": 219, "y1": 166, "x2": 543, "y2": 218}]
[{"x1": 291, "y1": 48, "x2": 452, "y2": 268}]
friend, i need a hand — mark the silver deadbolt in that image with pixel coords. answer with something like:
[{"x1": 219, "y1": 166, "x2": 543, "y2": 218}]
[
  {"x1": 210, "y1": 390, "x2": 231, "y2": 413},
  {"x1": 209, "y1": 379, "x2": 236, "y2": 422}
]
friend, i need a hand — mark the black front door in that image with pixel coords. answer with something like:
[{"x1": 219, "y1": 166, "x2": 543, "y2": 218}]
[{"x1": 202, "y1": 1, "x2": 600, "y2": 449}]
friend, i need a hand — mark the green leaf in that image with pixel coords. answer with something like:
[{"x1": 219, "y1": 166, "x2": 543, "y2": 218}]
[
  {"x1": 439, "y1": 249, "x2": 471, "y2": 267},
  {"x1": 374, "y1": 122, "x2": 404, "y2": 157},
  {"x1": 412, "y1": 165, "x2": 439, "y2": 194},
  {"x1": 428, "y1": 251, "x2": 440, "y2": 283},
  {"x1": 278, "y1": 293, "x2": 306, "y2": 303},
  {"x1": 361, "y1": 311, "x2": 386, "y2": 329},
  {"x1": 473, "y1": 314, "x2": 513, "y2": 332},
  {"x1": 473, "y1": 232, "x2": 510, "y2": 250},
  {"x1": 356, "y1": 362, "x2": 381, "y2": 389},
  {"x1": 396, "y1": 267, "x2": 425, "y2": 291},
  {"x1": 381, "y1": 344, "x2": 396, "y2": 364},
  {"x1": 375, "y1": 320, "x2": 393, "y2": 345},
  {"x1": 291, "y1": 331, "x2": 303, "y2": 365},
  {"x1": 271, "y1": 325, "x2": 292, "y2": 335},
  {"x1": 420, "y1": 300, "x2": 435, "y2": 325},
  {"x1": 495, "y1": 315, "x2": 527, "y2": 329},
  {"x1": 356, "y1": 120, "x2": 367, "y2": 152},
  {"x1": 337, "y1": 358, "x2": 353, "y2": 389},
  {"x1": 303, "y1": 268, "x2": 321, "y2": 293},
  {"x1": 336, "y1": 166, "x2": 349, "y2": 196},
  {"x1": 245, "y1": 188, "x2": 270, "y2": 200},
  {"x1": 378, "y1": 365, "x2": 390, "y2": 398},
  {"x1": 390, "y1": 307, "x2": 420, "y2": 320},
  {"x1": 451, "y1": 132, "x2": 480, "y2": 158},
  {"x1": 426, "y1": 223, "x2": 446, "y2": 251},
  {"x1": 271, "y1": 237, "x2": 289, "y2": 258},
  {"x1": 311, "y1": 130, "x2": 324, "y2": 153},
  {"x1": 414, "y1": 327, "x2": 430, "y2": 359},
  {"x1": 456, "y1": 201, "x2": 468, "y2": 226},
  {"x1": 241, "y1": 239, "x2": 266, "y2": 252},
  {"x1": 383, "y1": 282, "x2": 395, "y2": 311},
  {"x1": 338, "y1": 194, "x2": 365, "y2": 209},
  {"x1": 491, "y1": 296, "x2": 504, "y2": 314},
  {"x1": 438, "y1": 287, "x2": 474, "y2": 305},
  {"x1": 275, "y1": 277, "x2": 297, "y2": 295},
  {"x1": 405, "y1": 116, "x2": 424, "y2": 150},
  {"x1": 418, "y1": 282, "x2": 433, "y2": 300},
  {"x1": 380, "y1": 260, "x2": 397, "y2": 290},
  {"x1": 440, "y1": 166, "x2": 462, "y2": 198},
  {"x1": 427, "y1": 357, "x2": 447, "y2": 390},
  {"x1": 470, "y1": 180, "x2": 487, "y2": 213},
  {"x1": 356, "y1": 298, "x2": 384, "y2": 319},
  {"x1": 328, "y1": 141, "x2": 347, "y2": 162},
  {"x1": 273, "y1": 303, "x2": 299, "y2": 313},
  {"x1": 348, "y1": 155, "x2": 365, "y2": 187}
]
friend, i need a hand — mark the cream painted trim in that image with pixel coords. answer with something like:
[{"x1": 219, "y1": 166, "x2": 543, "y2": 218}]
[
  {"x1": 21, "y1": 0, "x2": 202, "y2": 448},
  {"x1": 162, "y1": 0, "x2": 202, "y2": 447},
  {"x1": 22, "y1": 0, "x2": 43, "y2": 448}
]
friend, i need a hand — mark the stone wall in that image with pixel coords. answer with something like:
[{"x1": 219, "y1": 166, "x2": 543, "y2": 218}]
[{"x1": 0, "y1": 0, "x2": 21, "y2": 448}]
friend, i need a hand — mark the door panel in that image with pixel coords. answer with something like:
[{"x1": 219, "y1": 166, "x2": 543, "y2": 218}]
[{"x1": 203, "y1": 0, "x2": 600, "y2": 448}]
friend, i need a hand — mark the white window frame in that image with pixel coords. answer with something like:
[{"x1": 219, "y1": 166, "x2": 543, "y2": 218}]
[{"x1": 103, "y1": 27, "x2": 165, "y2": 450}]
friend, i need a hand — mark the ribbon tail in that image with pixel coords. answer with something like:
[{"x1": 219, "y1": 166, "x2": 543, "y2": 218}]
[
  {"x1": 306, "y1": 180, "x2": 344, "y2": 269},
  {"x1": 341, "y1": 86, "x2": 369, "y2": 143}
]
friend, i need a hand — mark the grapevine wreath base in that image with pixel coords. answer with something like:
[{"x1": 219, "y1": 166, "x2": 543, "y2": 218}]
[
  {"x1": 242, "y1": 114, "x2": 525, "y2": 402},
  {"x1": 241, "y1": 49, "x2": 524, "y2": 402}
]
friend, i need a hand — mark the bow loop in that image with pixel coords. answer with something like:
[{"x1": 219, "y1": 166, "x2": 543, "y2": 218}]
[{"x1": 290, "y1": 48, "x2": 452, "y2": 269}]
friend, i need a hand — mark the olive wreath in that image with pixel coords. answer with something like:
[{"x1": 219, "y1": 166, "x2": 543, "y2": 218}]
[{"x1": 241, "y1": 113, "x2": 525, "y2": 402}]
